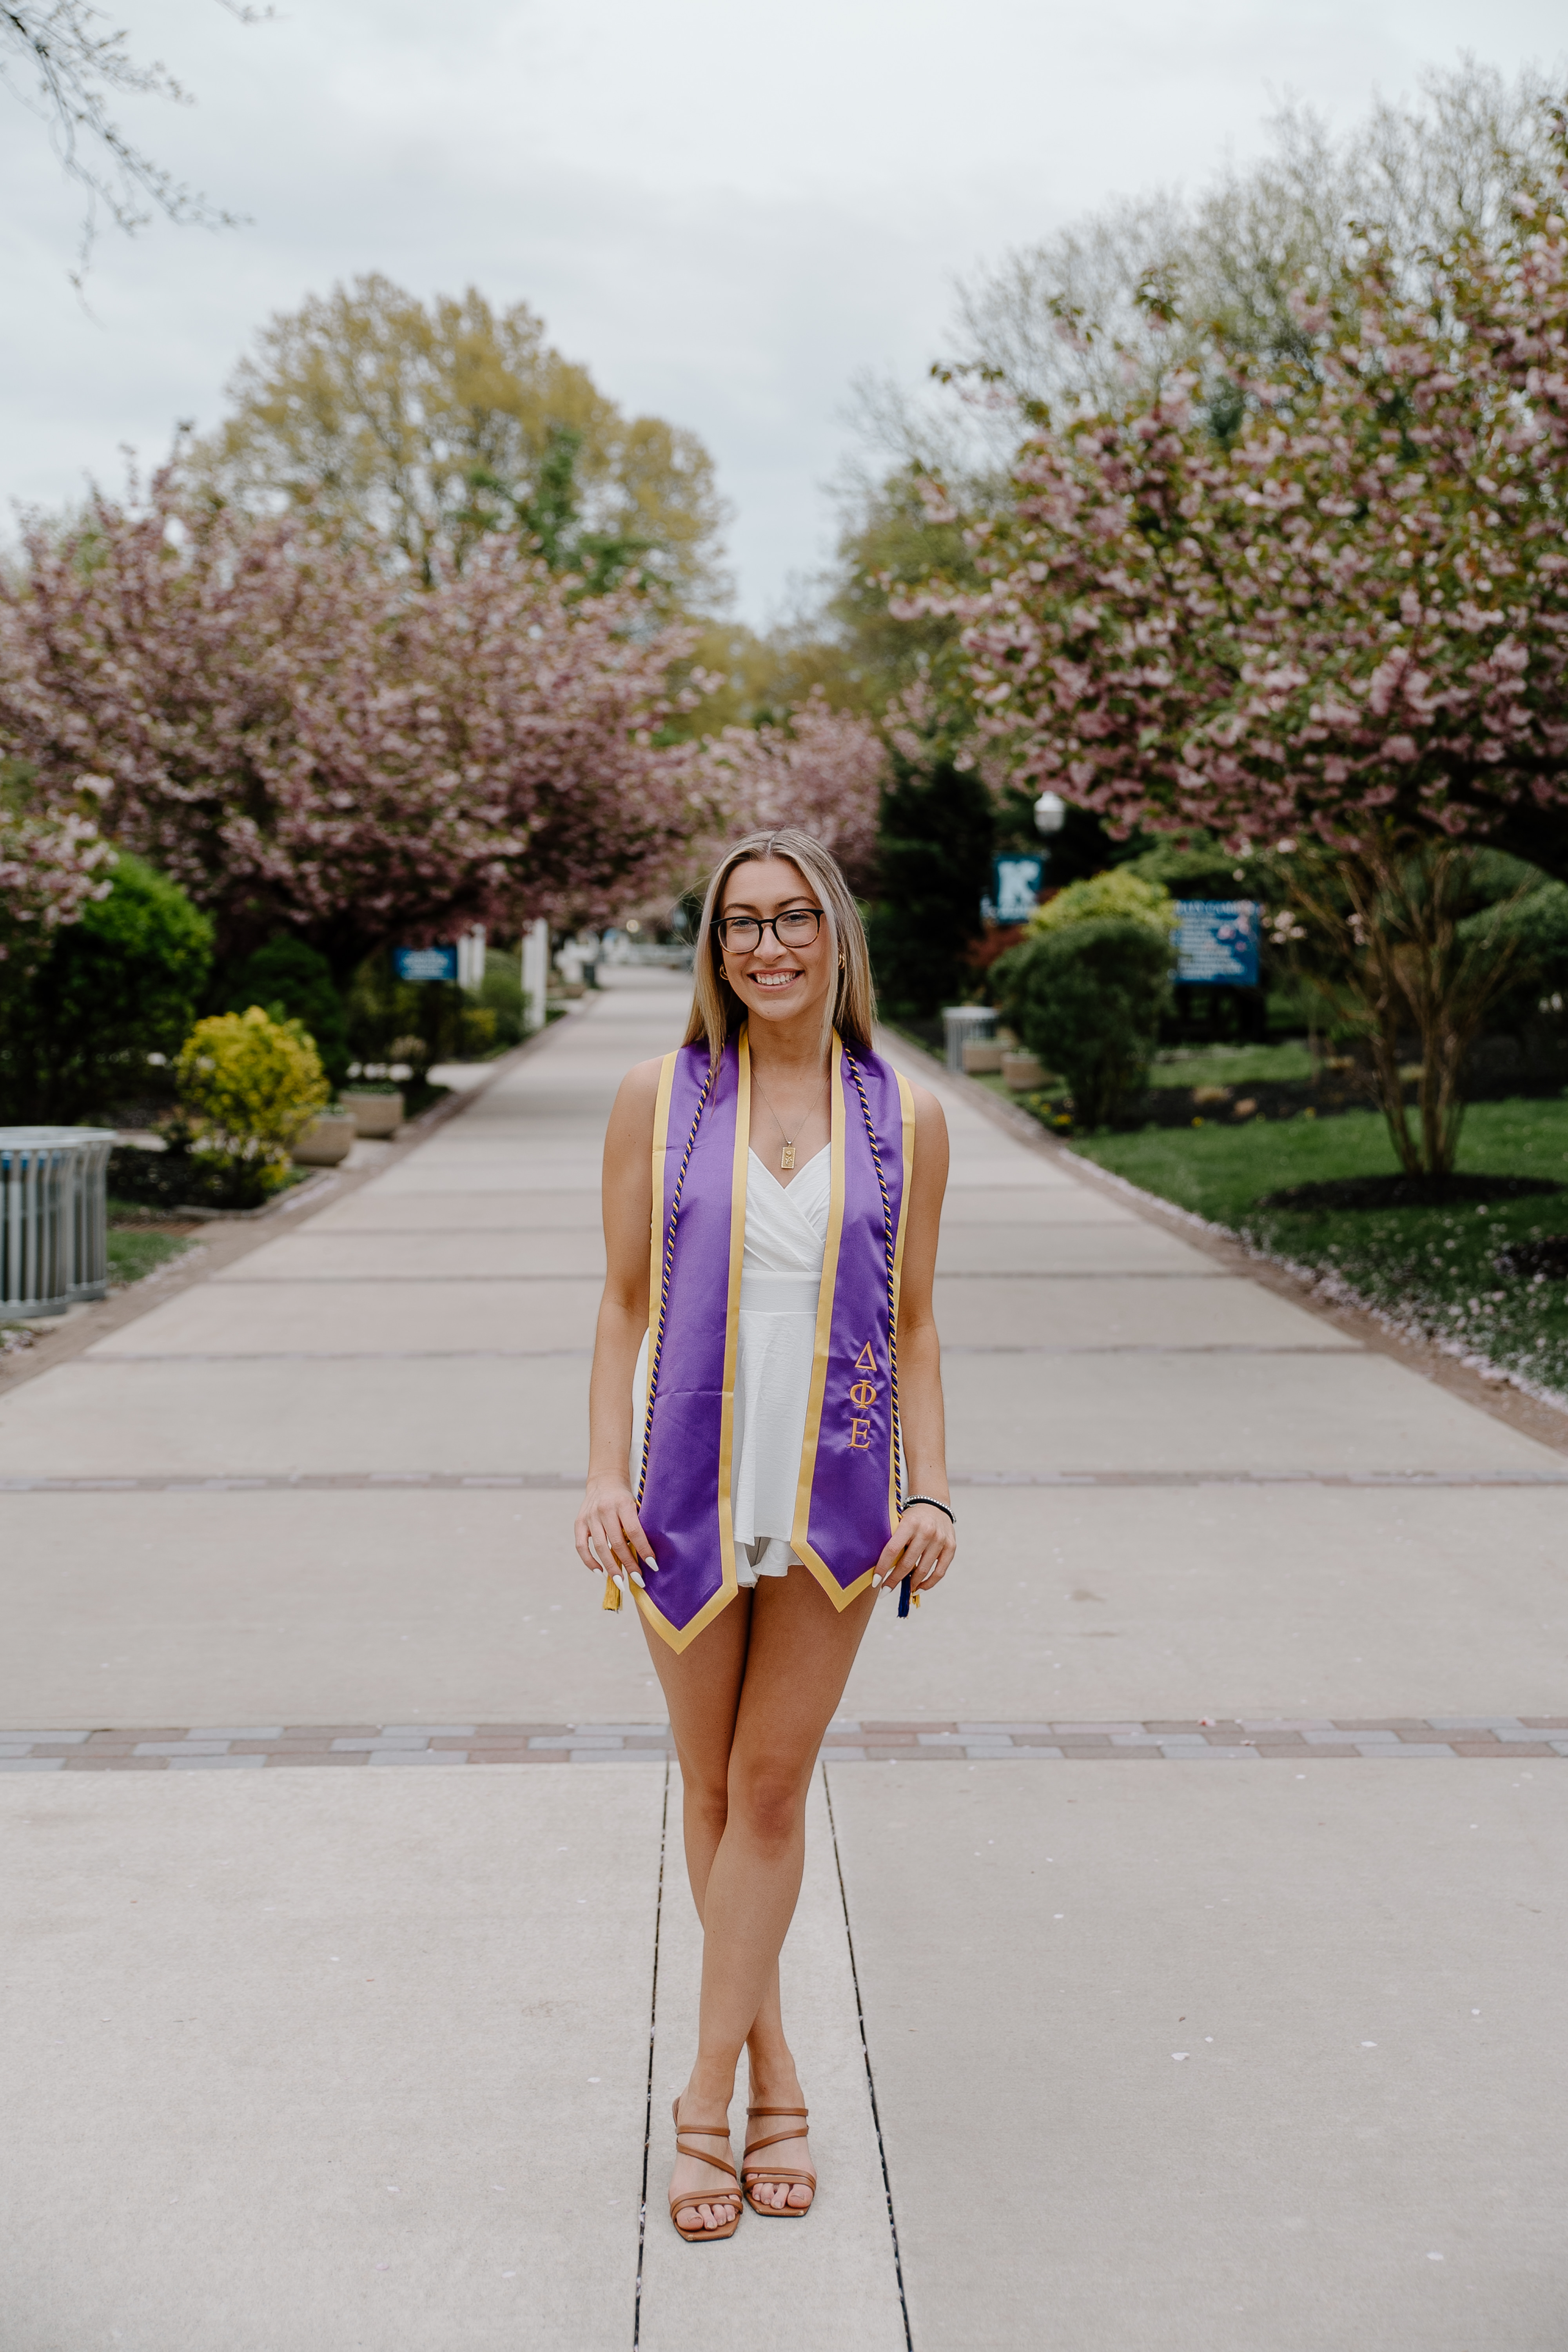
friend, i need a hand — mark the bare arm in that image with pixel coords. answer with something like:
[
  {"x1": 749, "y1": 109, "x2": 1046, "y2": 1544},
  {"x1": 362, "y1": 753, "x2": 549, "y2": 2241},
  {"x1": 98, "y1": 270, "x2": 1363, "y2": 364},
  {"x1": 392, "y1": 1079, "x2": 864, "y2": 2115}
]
[
  {"x1": 573, "y1": 1057, "x2": 662, "y2": 1588},
  {"x1": 872, "y1": 1082, "x2": 957, "y2": 1598}
]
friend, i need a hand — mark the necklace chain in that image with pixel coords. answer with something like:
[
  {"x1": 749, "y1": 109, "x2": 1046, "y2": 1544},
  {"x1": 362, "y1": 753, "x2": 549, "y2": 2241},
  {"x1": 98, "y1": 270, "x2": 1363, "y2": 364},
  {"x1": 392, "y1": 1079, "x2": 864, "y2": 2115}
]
[{"x1": 750, "y1": 1058, "x2": 828, "y2": 1173}]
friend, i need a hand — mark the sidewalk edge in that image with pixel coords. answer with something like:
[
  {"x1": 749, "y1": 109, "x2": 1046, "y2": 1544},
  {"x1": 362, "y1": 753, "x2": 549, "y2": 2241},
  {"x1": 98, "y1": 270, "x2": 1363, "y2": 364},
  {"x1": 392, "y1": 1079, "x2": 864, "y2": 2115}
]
[{"x1": 0, "y1": 1004, "x2": 594, "y2": 1397}]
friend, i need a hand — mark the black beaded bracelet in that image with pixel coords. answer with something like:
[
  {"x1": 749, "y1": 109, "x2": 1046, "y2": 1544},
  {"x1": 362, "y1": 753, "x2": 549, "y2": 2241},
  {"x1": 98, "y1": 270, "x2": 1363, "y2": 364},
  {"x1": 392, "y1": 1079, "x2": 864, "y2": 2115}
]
[{"x1": 901, "y1": 1493, "x2": 955, "y2": 1525}]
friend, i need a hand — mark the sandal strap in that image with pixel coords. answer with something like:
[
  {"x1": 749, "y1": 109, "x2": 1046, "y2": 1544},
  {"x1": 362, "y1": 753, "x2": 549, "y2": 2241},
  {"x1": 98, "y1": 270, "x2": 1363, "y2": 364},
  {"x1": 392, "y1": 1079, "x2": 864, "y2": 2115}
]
[
  {"x1": 675, "y1": 2138, "x2": 739, "y2": 2181},
  {"x1": 670, "y1": 2194, "x2": 739, "y2": 2231},
  {"x1": 744, "y1": 2124, "x2": 811, "y2": 2156},
  {"x1": 746, "y1": 2104, "x2": 808, "y2": 2118}
]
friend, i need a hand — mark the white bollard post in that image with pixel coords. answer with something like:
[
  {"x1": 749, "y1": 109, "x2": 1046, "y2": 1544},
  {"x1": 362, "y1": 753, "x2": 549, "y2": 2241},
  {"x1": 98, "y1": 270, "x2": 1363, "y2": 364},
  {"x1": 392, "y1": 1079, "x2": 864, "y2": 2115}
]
[
  {"x1": 457, "y1": 924, "x2": 486, "y2": 990},
  {"x1": 521, "y1": 918, "x2": 550, "y2": 1034}
]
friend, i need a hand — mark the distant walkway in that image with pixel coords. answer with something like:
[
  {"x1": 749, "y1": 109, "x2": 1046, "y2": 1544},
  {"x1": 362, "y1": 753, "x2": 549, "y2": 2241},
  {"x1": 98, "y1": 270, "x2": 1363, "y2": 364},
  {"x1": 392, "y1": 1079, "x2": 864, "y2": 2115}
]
[{"x1": 2, "y1": 971, "x2": 1565, "y2": 2348}]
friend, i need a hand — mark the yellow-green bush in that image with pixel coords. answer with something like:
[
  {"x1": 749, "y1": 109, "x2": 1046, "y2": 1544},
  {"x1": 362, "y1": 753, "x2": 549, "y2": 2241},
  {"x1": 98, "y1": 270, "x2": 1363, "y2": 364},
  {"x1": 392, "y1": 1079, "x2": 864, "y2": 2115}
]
[
  {"x1": 1030, "y1": 868, "x2": 1178, "y2": 940},
  {"x1": 175, "y1": 1006, "x2": 330, "y2": 1185}
]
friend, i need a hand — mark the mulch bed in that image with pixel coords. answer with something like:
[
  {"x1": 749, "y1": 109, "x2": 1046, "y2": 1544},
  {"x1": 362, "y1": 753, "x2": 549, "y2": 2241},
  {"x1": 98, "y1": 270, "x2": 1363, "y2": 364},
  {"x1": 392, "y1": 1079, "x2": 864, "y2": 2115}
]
[{"x1": 1255, "y1": 1173, "x2": 1564, "y2": 1213}]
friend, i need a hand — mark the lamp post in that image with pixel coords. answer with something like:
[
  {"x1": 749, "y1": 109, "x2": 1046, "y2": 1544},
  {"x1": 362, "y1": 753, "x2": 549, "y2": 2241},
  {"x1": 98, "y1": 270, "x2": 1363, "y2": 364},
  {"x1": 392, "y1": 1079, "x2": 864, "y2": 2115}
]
[{"x1": 1033, "y1": 789, "x2": 1066, "y2": 887}]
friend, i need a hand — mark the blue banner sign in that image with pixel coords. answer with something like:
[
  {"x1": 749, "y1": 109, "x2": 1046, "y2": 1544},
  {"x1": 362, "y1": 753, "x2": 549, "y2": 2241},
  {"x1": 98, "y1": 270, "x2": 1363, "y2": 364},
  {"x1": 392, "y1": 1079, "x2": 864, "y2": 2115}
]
[
  {"x1": 987, "y1": 854, "x2": 1045, "y2": 925},
  {"x1": 394, "y1": 945, "x2": 459, "y2": 984},
  {"x1": 1174, "y1": 900, "x2": 1260, "y2": 987}
]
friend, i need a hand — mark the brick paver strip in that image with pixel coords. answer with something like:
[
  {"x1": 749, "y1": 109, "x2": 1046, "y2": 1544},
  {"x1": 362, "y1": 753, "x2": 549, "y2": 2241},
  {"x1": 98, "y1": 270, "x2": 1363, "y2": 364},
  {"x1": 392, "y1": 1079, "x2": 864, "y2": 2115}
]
[
  {"x1": 3, "y1": 1719, "x2": 1566, "y2": 1769},
  {"x1": 7, "y1": 1470, "x2": 1568, "y2": 1493}
]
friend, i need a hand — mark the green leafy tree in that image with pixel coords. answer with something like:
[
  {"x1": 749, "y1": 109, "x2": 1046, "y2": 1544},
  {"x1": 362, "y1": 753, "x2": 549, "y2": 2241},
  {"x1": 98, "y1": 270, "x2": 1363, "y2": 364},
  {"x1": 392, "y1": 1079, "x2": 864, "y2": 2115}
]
[
  {"x1": 192, "y1": 277, "x2": 727, "y2": 604},
  {"x1": 826, "y1": 465, "x2": 980, "y2": 713},
  {"x1": 223, "y1": 934, "x2": 350, "y2": 1089},
  {"x1": 0, "y1": 851, "x2": 212, "y2": 1121}
]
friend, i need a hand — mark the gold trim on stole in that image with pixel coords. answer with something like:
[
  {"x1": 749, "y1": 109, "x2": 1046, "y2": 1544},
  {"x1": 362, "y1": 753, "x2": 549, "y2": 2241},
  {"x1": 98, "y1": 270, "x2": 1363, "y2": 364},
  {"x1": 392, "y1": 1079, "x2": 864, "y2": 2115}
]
[
  {"x1": 607, "y1": 1050, "x2": 676, "y2": 1617},
  {"x1": 637, "y1": 1035, "x2": 747, "y2": 1654},
  {"x1": 888, "y1": 1069, "x2": 916, "y2": 1523},
  {"x1": 646, "y1": 1050, "x2": 676, "y2": 1338},
  {"x1": 791, "y1": 1035, "x2": 851, "y2": 1604}
]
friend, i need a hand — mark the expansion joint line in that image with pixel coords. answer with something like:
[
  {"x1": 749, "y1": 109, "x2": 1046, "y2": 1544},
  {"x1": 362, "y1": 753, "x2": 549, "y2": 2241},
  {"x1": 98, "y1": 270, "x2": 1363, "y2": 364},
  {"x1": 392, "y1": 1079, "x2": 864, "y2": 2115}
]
[
  {"x1": 633, "y1": 1759, "x2": 669, "y2": 2350},
  {"x1": 823, "y1": 1765, "x2": 914, "y2": 2352}
]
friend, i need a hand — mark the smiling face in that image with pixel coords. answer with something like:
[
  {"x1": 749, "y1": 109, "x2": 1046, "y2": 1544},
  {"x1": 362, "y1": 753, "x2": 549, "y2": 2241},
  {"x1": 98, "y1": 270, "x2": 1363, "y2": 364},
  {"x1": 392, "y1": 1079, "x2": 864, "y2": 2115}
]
[{"x1": 715, "y1": 855, "x2": 835, "y2": 1039}]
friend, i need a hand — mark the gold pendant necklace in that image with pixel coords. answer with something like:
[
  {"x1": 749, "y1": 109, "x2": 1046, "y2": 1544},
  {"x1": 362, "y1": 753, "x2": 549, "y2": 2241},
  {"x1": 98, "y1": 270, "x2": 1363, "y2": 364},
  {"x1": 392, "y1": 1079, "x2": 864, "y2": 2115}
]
[{"x1": 752, "y1": 1064, "x2": 826, "y2": 1174}]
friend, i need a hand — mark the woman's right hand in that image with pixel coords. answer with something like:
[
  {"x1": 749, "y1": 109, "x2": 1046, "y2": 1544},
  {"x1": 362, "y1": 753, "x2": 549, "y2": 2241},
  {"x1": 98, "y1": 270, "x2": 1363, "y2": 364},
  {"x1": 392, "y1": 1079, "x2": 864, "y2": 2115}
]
[{"x1": 574, "y1": 1475, "x2": 657, "y2": 1590}]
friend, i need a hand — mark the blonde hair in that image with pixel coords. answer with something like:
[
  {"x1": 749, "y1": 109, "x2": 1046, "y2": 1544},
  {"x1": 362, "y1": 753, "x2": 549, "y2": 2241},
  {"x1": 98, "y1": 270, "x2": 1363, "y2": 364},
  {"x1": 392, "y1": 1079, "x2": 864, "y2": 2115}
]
[{"x1": 683, "y1": 829, "x2": 876, "y2": 1065}]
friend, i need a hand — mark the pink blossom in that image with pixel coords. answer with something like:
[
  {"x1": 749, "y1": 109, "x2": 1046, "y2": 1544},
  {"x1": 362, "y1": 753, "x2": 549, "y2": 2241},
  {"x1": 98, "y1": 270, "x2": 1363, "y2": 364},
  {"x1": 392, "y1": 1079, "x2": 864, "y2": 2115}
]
[
  {"x1": 902, "y1": 174, "x2": 1568, "y2": 859},
  {"x1": 703, "y1": 690, "x2": 887, "y2": 893},
  {"x1": 0, "y1": 474, "x2": 710, "y2": 956}
]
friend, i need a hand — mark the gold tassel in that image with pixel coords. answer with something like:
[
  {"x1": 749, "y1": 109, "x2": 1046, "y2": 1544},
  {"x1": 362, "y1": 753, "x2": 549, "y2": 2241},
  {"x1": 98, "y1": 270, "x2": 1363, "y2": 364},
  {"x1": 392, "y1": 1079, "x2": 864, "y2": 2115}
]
[{"x1": 601, "y1": 1573, "x2": 622, "y2": 1612}]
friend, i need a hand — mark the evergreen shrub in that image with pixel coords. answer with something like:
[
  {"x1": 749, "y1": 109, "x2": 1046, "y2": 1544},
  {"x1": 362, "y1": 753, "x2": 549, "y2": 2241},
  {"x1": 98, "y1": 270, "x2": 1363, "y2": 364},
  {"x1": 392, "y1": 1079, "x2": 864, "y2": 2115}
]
[
  {"x1": 1029, "y1": 867, "x2": 1178, "y2": 941},
  {"x1": 0, "y1": 853, "x2": 212, "y2": 1122},
  {"x1": 993, "y1": 918, "x2": 1174, "y2": 1129},
  {"x1": 223, "y1": 935, "x2": 351, "y2": 1088}
]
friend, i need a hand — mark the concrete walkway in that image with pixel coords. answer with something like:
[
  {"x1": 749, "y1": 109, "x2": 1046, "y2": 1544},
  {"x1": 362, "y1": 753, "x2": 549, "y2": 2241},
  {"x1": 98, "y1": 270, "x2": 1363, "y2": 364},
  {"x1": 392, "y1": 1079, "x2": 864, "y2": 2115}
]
[{"x1": 3, "y1": 971, "x2": 1567, "y2": 2349}]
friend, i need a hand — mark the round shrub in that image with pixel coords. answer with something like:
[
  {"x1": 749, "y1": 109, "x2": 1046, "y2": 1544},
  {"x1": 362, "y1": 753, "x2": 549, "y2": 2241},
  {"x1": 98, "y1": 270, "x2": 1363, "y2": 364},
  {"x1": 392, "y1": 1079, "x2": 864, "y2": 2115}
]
[
  {"x1": 993, "y1": 918, "x2": 1174, "y2": 1129},
  {"x1": 0, "y1": 853, "x2": 212, "y2": 1122},
  {"x1": 176, "y1": 1007, "x2": 330, "y2": 1188},
  {"x1": 1029, "y1": 867, "x2": 1178, "y2": 942}
]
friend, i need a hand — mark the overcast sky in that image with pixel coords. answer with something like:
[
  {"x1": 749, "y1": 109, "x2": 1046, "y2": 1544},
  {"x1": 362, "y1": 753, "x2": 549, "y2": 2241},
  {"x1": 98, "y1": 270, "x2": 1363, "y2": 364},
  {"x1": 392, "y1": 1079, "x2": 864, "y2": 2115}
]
[{"x1": 3, "y1": 0, "x2": 1563, "y2": 622}]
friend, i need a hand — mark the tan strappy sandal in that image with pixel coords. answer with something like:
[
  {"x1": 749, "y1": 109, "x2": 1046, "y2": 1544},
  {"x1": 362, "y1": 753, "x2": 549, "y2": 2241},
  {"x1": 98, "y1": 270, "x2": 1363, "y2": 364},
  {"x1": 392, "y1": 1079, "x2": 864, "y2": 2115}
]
[
  {"x1": 669, "y1": 2097, "x2": 742, "y2": 2242},
  {"x1": 742, "y1": 2104, "x2": 816, "y2": 2217}
]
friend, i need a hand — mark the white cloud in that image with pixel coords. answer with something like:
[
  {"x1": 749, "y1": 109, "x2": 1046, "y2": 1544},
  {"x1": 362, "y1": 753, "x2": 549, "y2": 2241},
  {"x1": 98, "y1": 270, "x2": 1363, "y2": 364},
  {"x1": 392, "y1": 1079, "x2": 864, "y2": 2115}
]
[{"x1": 2, "y1": 0, "x2": 1563, "y2": 619}]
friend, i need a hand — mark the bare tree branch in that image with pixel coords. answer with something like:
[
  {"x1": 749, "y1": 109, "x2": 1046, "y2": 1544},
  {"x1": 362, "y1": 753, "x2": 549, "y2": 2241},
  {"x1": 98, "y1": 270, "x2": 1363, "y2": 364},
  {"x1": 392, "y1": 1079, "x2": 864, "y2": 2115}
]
[{"x1": 0, "y1": 0, "x2": 266, "y2": 286}]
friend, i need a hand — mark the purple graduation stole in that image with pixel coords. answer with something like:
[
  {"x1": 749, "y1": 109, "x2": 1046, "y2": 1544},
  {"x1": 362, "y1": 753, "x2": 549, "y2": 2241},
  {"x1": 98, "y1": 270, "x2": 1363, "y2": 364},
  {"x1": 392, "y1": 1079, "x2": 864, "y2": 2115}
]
[{"x1": 630, "y1": 1027, "x2": 914, "y2": 1654}]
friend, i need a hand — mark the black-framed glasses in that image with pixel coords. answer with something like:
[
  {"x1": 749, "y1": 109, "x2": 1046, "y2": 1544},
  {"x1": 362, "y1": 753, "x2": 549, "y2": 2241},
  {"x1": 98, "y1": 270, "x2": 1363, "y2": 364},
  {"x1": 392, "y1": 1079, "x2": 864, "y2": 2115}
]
[{"x1": 712, "y1": 907, "x2": 825, "y2": 953}]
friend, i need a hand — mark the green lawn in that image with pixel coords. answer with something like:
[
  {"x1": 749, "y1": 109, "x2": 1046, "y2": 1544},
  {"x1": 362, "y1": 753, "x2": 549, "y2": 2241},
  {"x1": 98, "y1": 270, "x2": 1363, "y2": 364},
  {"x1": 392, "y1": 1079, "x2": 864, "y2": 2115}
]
[
  {"x1": 1147, "y1": 1039, "x2": 1316, "y2": 1089},
  {"x1": 1068, "y1": 1098, "x2": 1568, "y2": 1399},
  {"x1": 107, "y1": 1228, "x2": 191, "y2": 1286}
]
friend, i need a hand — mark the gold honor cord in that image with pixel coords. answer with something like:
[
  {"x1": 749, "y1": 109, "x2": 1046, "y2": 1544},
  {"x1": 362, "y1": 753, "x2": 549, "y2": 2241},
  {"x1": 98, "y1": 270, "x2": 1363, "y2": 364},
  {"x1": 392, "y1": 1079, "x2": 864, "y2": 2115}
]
[{"x1": 843, "y1": 1052, "x2": 915, "y2": 1617}]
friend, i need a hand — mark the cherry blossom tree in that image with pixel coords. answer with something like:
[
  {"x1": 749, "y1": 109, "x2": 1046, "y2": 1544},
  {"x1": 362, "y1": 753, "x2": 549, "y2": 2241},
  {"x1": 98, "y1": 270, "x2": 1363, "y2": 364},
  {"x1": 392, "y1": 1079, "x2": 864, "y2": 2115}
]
[
  {"x1": 0, "y1": 474, "x2": 713, "y2": 965},
  {"x1": 896, "y1": 134, "x2": 1568, "y2": 1168},
  {"x1": 0, "y1": 774, "x2": 116, "y2": 966},
  {"x1": 703, "y1": 689, "x2": 887, "y2": 893}
]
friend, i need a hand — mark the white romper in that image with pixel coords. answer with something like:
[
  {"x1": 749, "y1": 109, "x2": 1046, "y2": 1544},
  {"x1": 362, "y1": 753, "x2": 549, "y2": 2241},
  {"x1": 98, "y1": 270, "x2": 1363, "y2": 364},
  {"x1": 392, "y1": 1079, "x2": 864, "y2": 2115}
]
[{"x1": 634, "y1": 1144, "x2": 829, "y2": 1586}]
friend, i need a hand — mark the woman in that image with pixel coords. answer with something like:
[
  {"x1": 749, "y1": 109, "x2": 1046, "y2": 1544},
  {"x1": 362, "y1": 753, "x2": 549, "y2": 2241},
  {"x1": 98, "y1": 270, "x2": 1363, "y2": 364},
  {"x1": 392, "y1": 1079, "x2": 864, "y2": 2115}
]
[{"x1": 573, "y1": 828, "x2": 955, "y2": 2241}]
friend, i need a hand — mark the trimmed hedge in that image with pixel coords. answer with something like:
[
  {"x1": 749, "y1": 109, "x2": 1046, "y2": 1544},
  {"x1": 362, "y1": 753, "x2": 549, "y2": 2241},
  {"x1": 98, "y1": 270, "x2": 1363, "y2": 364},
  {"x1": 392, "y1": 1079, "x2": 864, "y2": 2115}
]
[{"x1": 993, "y1": 918, "x2": 1173, "y2": 1129}]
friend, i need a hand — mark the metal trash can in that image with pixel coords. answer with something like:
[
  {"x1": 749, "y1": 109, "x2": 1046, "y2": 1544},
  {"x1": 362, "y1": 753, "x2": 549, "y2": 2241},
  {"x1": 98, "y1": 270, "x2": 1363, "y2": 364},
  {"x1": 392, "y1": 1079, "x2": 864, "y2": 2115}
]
[
  {"x1": 0, "y1": 1128, "x2": 117, "y2": 1318},
  {"x1": 941, "y1": 1005, "x2": 998, "y2": 1073}
]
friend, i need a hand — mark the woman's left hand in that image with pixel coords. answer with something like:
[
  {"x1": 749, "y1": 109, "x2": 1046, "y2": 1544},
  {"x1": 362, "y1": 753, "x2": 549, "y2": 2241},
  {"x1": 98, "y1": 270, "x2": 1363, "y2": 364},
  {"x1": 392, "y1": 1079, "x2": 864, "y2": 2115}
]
[{"x1": 872, "y1": 1502, "x2": 956, "y2": 1599}]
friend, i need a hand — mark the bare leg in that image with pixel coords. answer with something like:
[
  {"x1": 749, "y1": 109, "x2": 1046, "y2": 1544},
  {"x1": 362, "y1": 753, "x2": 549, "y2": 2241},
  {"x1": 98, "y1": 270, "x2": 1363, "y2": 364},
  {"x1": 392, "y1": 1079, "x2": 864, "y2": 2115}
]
[
  {"x1": 641, "y1": 1591, "x2": 751, "y2": 2233},
  {"x1": 642, "y1": 1569, "x2": 876, "y2": 2223}
]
